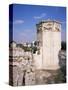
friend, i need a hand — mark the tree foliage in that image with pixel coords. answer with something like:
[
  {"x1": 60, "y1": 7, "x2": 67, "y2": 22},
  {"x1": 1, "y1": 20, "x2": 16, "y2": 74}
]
[{"x1": 61, "y1": 41, "x2": 66, "y2": 50}]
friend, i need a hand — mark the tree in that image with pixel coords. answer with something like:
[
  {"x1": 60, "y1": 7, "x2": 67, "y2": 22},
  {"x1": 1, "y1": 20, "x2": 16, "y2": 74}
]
[{"x1": 61, "y1": 41, "x2": 66, "y2": 50}]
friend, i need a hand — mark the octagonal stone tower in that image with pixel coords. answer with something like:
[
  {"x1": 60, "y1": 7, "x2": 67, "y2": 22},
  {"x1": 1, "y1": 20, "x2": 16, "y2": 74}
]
[{"x1": 34, "y1": 20, "x2": 61, "y2": 70}]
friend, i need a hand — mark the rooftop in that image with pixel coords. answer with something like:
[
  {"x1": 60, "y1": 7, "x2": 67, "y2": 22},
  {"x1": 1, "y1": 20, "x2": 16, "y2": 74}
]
[{"x1": 36, "y1": 19, "x2": 61, "y2": 26}]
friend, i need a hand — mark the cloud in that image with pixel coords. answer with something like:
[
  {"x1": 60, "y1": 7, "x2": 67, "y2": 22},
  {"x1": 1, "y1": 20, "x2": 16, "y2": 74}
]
[
  {"x1": 34, "y1": 13, "x2": 46, "y2": 19},
  {"x1": 13, "y1": 20, "x2": 24, "y2": 24}
]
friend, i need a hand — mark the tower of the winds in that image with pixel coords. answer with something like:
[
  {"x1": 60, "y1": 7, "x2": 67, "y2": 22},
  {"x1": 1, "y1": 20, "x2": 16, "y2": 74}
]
[{"x1": 33, "y1": 20, "x2": 61, "y2": 70}]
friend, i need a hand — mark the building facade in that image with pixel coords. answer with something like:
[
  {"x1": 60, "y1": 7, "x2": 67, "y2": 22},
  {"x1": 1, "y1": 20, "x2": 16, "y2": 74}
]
[{"x1": 33, "y1": 20, "x2": 61, "y2": 70}]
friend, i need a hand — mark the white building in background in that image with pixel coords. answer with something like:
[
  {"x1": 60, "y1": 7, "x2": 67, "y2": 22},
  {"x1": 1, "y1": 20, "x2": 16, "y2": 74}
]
[
  {"x1": 33, "y1": 20, "x2": 61, "y2": 70},
  {"x1": 9, "y1": 41, "x2": 24, "y2": 57}
]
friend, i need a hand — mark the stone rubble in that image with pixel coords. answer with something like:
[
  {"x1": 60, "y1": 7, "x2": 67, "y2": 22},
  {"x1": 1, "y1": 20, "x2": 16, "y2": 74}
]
[{"x1": 9, "y1": 41, "x2": 36, "y2": 86}]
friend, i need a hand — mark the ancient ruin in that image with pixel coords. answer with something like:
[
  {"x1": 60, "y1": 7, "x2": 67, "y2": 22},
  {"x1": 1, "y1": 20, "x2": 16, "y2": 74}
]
[
  {"x1": 9, "y1": 41, "x2": 35, "y2": 86},
  {"x1": 9, "y1": 20, "x2": 64, "y2": 86},
  {"x1": 34, "y1": 20, "x2": 61, "y2": 70}
]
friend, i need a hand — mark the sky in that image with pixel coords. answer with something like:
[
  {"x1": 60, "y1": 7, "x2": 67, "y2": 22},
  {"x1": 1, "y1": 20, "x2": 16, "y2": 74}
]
[{"x1": 10, "y1": 4, "x2": 66, "y2": 43}]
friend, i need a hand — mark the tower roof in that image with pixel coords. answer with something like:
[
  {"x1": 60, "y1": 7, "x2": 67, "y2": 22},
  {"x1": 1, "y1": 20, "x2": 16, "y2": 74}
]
[{"x1": 36, "y1": 19, "x2": 61, "y2": 26}]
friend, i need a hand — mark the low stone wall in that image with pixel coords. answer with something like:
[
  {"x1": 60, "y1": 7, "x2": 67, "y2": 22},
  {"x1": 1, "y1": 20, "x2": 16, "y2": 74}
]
[{"x1": 9, "y1": 58, "x2": 36, "y2": 86}]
